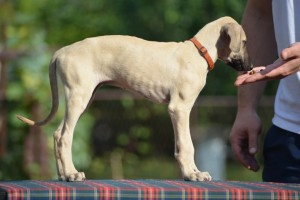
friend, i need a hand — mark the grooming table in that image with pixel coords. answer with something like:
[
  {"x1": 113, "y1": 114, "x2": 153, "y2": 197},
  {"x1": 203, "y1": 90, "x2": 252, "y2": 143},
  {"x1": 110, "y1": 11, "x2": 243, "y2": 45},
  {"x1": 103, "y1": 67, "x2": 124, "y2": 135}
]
[{"x1": 0, "y1": 179, "x2": 299, "y2": 200}]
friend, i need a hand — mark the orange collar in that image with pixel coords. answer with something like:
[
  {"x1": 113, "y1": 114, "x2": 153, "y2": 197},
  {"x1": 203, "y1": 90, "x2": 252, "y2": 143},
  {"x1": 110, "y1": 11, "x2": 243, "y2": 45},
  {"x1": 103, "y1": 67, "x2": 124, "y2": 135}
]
[{"x1": 190, "y1": 37, "x2": 214, "y2": 71}]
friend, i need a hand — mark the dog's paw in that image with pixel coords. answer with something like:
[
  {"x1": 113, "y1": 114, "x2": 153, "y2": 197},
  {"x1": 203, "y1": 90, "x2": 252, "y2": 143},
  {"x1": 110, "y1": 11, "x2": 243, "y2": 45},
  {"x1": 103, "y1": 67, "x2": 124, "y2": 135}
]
[
  {"x1": 184, "y1": 171, "x2": 212, "y2": 181},
  {"x1": 58, "y1": 175, "x2": 66, "y2": 181},
  {"x1": 66, "y1": 172, "x2": 86, "y2": 182}
]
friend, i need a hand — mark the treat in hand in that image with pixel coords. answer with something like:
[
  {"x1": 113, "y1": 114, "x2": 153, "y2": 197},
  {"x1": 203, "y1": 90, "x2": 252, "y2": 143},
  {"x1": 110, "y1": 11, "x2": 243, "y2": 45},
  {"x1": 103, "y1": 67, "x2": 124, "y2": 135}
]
[{"x1": 235, "y1": 66, "x2": 266, "y2": 86}]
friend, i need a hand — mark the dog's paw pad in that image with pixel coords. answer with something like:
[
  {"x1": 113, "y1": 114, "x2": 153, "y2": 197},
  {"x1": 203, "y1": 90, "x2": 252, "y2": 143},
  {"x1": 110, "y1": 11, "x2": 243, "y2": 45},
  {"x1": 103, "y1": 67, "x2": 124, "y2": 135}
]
[
  {"x1": 67, "y1": 172, "x2": 86, "y2": 182},
  {"x1": 185, "y1": 171, "x2": 212, "y2": 182}
]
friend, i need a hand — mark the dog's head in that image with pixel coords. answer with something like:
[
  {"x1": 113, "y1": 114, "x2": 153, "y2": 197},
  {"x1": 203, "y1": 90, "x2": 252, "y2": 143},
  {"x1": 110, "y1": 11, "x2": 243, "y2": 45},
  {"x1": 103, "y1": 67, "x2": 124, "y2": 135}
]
[{"x1": 216, "y1": 23, "x2": 252, "y2": 71}]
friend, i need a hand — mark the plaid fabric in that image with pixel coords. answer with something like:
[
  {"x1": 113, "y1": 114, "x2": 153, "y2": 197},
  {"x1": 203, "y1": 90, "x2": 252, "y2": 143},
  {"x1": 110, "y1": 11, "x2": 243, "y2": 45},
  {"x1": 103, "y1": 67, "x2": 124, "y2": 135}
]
[{"x1": 0, "y1": 179, "x2": 299, "y2": 200}]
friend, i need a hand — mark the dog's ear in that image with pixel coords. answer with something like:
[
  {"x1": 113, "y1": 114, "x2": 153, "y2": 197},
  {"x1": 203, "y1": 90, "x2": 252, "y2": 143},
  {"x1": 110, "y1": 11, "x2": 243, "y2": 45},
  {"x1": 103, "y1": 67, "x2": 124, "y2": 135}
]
[
  {"x1": 217, "y1": 23, "x2": 241, "y2": 60},
  {"x1": 220, "y1": 23, "x2": 241, "y2": 52}
]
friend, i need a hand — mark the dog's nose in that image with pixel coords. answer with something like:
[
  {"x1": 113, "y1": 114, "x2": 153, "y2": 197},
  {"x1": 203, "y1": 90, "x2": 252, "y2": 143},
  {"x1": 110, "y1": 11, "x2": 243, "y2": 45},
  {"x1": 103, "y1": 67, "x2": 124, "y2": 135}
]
[
  {"x1": 241, "y1": 56, "x2": 252, "y2": 71},
  {"x1": 245, "y1": 64, "x2": 253, "y2": 71}
]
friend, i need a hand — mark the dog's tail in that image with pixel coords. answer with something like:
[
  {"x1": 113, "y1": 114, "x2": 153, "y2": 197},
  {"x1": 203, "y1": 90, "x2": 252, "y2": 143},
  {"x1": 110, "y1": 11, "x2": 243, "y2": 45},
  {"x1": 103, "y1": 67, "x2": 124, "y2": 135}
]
[{"x1": 16, "y1": 57, "x2": 59, "y2": 126}]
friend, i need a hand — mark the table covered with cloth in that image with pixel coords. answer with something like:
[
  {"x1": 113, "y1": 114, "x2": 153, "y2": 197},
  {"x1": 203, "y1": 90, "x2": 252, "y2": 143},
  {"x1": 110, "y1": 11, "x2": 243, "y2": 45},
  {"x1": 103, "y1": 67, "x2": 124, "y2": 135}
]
[{"x1": 0, "y1": 179, "x2": 300, "y2": 200}]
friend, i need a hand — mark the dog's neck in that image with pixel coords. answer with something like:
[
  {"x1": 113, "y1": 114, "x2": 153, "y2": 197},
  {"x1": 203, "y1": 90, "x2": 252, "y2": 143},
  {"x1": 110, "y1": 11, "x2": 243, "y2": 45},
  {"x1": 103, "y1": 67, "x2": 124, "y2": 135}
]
[
  {"x1": 192, "y1": 17, "x2": 238, "y2": 67},
  {"x1": 193, "y1": 28, "x2": 222, "y2": 65},
  {"x1": 189, "y1": 37, "x2": 215, "y2": 71}
]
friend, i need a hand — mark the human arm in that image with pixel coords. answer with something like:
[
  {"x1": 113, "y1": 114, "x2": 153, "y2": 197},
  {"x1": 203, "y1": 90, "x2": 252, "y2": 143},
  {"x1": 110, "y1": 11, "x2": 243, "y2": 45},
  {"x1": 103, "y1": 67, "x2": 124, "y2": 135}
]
[{"x1": 229, "y1": 0, "x2": 278, "y2": 171}]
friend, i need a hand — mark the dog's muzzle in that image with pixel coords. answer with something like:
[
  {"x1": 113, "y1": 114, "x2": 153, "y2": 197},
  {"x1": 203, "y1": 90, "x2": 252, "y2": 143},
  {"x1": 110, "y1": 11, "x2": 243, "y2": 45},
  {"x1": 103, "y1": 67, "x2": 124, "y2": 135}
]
[{"x1": 226, "y1": 56, "x2": 252, "y2": 71}]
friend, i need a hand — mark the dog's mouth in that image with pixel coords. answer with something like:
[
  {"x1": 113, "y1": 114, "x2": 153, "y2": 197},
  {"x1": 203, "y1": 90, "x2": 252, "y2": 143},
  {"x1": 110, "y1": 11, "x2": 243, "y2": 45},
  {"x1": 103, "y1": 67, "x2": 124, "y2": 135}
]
[{"x1": 225, "y1": 57, "x2": 252, "y2": 71}]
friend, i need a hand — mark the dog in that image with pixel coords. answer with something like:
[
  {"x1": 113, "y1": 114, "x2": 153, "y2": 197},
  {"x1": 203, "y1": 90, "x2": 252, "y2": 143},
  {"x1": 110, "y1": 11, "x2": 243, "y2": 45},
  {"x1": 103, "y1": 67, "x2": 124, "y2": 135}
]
[{"x1": 17, "y1": 16, "x2": 252, "y2": 182}]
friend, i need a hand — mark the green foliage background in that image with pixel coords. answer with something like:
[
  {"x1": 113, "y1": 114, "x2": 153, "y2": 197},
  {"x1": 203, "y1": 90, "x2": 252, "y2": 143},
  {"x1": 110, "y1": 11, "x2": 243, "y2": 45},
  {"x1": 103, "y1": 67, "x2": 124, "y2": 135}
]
[{"x1": 1, "y1": 0, "x2": 278, "y2": 181}]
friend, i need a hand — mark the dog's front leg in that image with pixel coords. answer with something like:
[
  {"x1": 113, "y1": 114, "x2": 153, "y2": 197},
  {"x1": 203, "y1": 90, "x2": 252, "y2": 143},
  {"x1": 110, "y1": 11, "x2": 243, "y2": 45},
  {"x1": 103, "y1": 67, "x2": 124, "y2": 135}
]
[{"x1": 168, "y1": 100, "x2": 212, "y2": 181}]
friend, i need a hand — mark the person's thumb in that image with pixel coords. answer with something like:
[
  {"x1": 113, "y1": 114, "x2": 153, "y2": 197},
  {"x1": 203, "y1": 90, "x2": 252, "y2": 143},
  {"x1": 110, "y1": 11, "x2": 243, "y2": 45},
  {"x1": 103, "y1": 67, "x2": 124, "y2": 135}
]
[
  {"x1": 247, "y1": 131, "x2": 260, "y2": 171},
  {"x1": 281, "y1": 42, "x2": 300, "y2": 61},
  {"x1": 248, "y1": 131, "x2": 258, "y2": 155}
]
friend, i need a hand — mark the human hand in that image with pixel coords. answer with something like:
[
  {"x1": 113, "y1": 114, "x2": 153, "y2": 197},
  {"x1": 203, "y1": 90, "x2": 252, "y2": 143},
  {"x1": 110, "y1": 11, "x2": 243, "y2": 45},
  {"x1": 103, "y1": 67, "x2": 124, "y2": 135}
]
[
  {"x1": 235, "y1": 42, "x2": 300, "y2": 86},
  {"x1": 229, "y1": 111, "x2": 261, "y2": 171}
]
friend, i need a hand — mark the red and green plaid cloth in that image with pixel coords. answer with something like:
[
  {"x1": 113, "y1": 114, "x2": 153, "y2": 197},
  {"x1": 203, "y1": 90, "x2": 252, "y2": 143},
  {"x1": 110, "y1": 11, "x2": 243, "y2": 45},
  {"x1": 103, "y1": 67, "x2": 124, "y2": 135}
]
[{"x1": 0, "y1": 179, "x2": 299, "y2": 200}]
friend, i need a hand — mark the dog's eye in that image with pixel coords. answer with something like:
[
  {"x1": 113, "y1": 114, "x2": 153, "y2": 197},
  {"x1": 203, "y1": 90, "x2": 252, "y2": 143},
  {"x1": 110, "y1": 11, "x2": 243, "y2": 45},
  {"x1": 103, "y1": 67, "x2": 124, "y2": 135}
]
[{"x1": 242, "y1": 40, "x2": 247, "y2": 46}]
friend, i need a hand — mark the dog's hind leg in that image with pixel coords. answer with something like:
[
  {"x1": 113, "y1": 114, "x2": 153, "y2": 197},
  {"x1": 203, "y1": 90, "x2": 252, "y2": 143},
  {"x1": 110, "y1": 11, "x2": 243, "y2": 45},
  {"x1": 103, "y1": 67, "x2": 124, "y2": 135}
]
[
  {"x1": 53, "y1": 121, "x2": 65, "y2": 180},
  {"x1": 57, "y1": 86, "x2": 95, "y2": 181}
]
